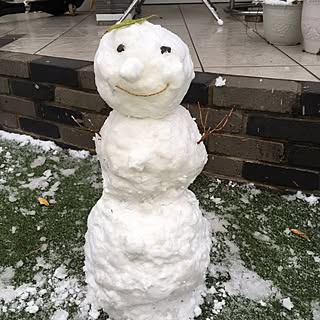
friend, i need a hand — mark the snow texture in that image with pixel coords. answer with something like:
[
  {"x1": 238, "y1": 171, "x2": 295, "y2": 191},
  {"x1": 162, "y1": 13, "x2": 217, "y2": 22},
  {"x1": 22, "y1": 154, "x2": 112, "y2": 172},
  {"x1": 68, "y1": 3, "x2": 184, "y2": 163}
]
[
  {"x1": 215, "y1": 76, "x2": 226, "y2": 87},
  {"x1": 0, "y1": 130, "x2": 58, "y2": 152},
  {"x1": 312, "y1": 301, "x2": 320, "y2": 320},
  {"x1": 0, "y1": 257, "x2": 96, "y2": 319},
  {"x1": 85, "y1": 21, "x2": 211, "y2": 320},
  {"x1": 208, "y1": 238, "x2": 277, "y2": 305},
  {"x1": 51, "y1": 309, "x2": 69, "y2": 320},
  {"x1": 264, "y1": 0, "x2": 299, "y2": 5},
  {"x1": 94, "y1": 21, "x2": 194, "y2": 119},
  {"x1": 282, "y1": 297, "x2": 294, "y2": 310}
]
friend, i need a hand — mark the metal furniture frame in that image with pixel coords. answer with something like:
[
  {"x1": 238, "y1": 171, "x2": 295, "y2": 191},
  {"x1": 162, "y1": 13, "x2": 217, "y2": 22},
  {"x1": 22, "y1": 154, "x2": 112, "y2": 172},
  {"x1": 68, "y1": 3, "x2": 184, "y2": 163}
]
[
  {"x1": 224, "y1": 0, "x2": 263, "y2": 16},
  {"x1": 117, "y1": 0, "x2": 224, "y2": 25}
]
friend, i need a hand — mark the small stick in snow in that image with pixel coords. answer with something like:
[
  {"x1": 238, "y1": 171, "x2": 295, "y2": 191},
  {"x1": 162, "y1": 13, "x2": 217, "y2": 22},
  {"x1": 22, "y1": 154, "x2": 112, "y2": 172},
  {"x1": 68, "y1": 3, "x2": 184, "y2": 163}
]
[{"x1": 197, "y1": 102, "x2": 234, "y2": 144}]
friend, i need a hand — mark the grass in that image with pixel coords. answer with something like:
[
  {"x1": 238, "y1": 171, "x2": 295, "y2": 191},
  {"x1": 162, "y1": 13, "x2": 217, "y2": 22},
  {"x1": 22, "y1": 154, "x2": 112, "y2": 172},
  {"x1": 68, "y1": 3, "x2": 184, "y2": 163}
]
[{"x1": 0, "y1": 136, "x2": 319, "y2": 320}]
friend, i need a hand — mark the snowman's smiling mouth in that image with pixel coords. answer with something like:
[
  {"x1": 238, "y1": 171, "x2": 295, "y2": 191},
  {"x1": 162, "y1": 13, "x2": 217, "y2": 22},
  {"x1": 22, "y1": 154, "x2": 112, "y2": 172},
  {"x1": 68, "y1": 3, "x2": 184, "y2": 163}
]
[{"x1": 115, "y1": 84, "x2": 169, "y2": 97}]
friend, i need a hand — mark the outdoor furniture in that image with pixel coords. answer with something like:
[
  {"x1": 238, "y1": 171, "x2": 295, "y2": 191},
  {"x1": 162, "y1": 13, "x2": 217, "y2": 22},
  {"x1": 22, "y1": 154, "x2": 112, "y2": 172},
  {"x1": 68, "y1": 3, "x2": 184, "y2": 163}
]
[
  {"x1": 95, "y1": 0, "x2": 223, "y2": 25},
  {"x1": 224, "y1": 0, "x2": 263, "y2": 16}
]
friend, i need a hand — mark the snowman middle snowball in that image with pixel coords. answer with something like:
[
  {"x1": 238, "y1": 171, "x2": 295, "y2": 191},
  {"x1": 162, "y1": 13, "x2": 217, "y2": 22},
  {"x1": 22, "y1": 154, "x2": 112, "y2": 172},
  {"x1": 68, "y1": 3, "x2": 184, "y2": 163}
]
[{"x1": 85, "y1": 21, "x2": 211, "y2": 320}]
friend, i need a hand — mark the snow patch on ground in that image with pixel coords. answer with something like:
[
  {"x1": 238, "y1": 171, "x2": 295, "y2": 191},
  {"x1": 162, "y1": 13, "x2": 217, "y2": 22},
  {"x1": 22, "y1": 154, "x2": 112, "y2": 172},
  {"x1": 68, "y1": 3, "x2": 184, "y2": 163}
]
[
  {"x1": 205, "y1": 211, "x2": 279, "y2": 315},
  {"x1": 0, "y1": 256, "x2": 99, "y2": 319},
  {"x1": 312, "y1": 301, "x2": 320, "y2": 320},
  {"x1": 68, "y1": 150, "x2": 90, "y2": 159},
  {"x1": 283, "y1": 191, "x2": 319, "y2": 206},
  {"x1": 30, "y1": 156, "x2": 46, "y2": 169},
  {"x1": 282, "y1": 297, "x2": 294, "y2": 310},
  {"x1": 0, "y1": 130, "x2": 58, "y2": 152}
]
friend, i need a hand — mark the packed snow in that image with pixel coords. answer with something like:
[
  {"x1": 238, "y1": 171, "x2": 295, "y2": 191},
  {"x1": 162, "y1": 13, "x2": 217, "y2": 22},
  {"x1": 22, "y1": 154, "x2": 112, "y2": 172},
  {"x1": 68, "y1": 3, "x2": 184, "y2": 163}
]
[
  {"x1": 0, "y1": 256, "x2": 99, "y2": 319},
  {"x1": 264, "y1": 0, "x2": 298, "y2": 5},
  {"x1": 86, "y1": 20, "x2": 211, "y2": 320},
  {"x1": 215, "y1": 76, "x2": 226, "y2": 87}
]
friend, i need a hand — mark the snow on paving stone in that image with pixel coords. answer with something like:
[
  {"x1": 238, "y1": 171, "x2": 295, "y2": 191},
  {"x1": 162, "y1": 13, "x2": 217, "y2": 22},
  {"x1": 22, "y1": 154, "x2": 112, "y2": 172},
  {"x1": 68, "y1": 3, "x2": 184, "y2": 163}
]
[{"x1": 215, "y1": 76, "x2": 226, "y2": 87}]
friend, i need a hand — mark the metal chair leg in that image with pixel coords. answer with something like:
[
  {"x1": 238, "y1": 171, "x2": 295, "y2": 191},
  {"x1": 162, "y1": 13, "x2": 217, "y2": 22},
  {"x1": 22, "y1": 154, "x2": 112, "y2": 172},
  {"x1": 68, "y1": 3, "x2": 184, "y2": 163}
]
[
  {"x1": 117, "y1": 0, "x2": 144, "y2": 24},
  {"x1": 202, "y1": 0, "x2": 224, "y2": 25}
]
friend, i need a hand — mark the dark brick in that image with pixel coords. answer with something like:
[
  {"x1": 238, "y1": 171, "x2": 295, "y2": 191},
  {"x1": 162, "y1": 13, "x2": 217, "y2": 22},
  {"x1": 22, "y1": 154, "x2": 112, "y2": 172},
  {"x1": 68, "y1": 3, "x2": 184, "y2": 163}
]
[
  {"x1": 55, "y1": 87, "x2": 107, "y2": 112},
  {"x1": 38, "y1": 103, "x2": 83, "y2": 126},
  {"x1": 10, "y1": 79, "x2": 54, "y2": 100},
  {"x1": 78, "y1": 64, "x2": 96, "y2": 91},
  {"x1": 247, "y1": 115, "x2": 320, "y2": 144},
  {"x1": 210, "y1": 75, "x2": 299, "y2": 113},
  {"x1": 0, "y1": 51, "x2": 38, "y2": 78},
  {"x1": 204, "y1": 154, "x2": 243, "y2": 177},
  {"x1": 59, "y1": 126, "x2": 95, "y2": 150},
  {"x1": 207, "y1": 134, "x2": 285, "y2": 163},
  {"x1": 0, "y1": 110, "x2": 18, "y2": 129},
  {"x1": 288, "y1": 144, "x2": 320, "y2": 170},
  {"x1": 19, "y1": 117, "x2": 60, "y2": 139},
  {"x1": 242, "y1": 162, "x2": 320, "y2": 190},
  {"x1": 82, "y1": 112, "x2": 107, "y2": 131},
  {"x1": 185, "y1": 104, "x2": 242, "y2": 134},
  {"x1": 30, "y1": 56, "x2": 91, "y2": 87},
  {"x1": 0, "y1": 77, "x2": 9, "y2": 94},
  {"x1": 0, "y1": 95, "x2": 36, "y2": 117},
  {"x1": 183, "y1": 72, "x2": 218, "y2": 105},
  {"x1": 301, "y1": 82, "x2": 320, "y2": 117}
]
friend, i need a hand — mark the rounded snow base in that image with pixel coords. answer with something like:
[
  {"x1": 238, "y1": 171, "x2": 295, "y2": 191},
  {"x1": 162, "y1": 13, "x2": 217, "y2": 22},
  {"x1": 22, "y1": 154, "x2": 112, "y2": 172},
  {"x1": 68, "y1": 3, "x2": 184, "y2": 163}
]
[{"x1": 85, "y1": 190, "x2": 211, "y2": 320}]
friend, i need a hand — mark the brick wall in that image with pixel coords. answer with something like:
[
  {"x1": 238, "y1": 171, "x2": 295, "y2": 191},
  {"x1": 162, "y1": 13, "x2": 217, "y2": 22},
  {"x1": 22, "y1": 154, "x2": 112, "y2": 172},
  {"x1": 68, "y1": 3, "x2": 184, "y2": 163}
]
[{"x1": 1, "y1": 50, "x2": 320, "y2": 192}]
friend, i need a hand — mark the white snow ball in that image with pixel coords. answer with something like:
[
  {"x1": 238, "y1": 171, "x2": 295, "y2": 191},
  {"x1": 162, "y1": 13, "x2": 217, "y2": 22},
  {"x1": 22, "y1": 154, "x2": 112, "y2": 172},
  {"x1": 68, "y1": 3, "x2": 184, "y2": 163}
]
[
  {"x1": 96, "y1": 106, "x2": 207, "y2": 199},
  {"x1": 215, "y1": 76, "x2": 226, "y2": 87},
  {"x1": 25, "y1": 304, "x2": 39, "y2": 314},
  {"x1": 194, "y1": 306, "x2": 202, "y2": 317},
  {"x1": 282, "y1": 297, "x2": 294, "y2": 310},
  {"x1": 94, "y1": 21, "x2": 195, "y2": 119},
  {"x1": 51, "y1": 309, "x2": 69, "y2": 320},
  {"x1": 53, "y1": 265, "x2": 68, "y2": 280}
]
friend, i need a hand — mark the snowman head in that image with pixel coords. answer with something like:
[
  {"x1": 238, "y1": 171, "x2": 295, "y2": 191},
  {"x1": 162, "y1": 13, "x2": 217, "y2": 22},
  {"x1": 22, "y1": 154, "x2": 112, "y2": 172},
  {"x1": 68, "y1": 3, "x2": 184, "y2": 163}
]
[{"x1": 94, "y1": 21, "x2": 195, "y2": 119}]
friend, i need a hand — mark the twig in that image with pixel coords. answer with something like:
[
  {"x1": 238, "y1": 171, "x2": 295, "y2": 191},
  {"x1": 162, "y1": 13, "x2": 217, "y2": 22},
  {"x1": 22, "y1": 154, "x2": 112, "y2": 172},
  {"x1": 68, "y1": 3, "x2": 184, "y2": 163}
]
[
  {"x1": 197, "y1": 102, "x2": 234, "y2": 144},
  {"x1": 26, "y1": 247, "x2": 42, "y2": 256},
  {"x1": 71, "y1": 116, "x2": 101, "y2": 138}
]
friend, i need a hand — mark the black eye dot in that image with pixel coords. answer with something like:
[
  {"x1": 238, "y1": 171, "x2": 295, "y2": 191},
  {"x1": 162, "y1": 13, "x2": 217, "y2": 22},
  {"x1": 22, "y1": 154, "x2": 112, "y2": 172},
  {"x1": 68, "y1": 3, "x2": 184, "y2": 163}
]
[
  {"x1": 161, "y1": 46, "x2": 171, "y2": 54},
  {"x1": 117, "y1": 44, "x2": 125, "y2": 52}
]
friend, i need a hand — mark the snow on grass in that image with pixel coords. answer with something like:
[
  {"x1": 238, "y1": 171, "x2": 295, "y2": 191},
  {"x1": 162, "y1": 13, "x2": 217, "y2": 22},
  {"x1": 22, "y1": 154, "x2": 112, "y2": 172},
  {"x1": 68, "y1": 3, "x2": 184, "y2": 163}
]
[
  {"x1": 0, "y1": 130, "x2": 58, "y2": 152},
  {"x1": 1, "y1": 131, "x2": 319, "y2": 320},
  {"x1": 312, "y1": 301, "x2": 320, "y2": 320},
  {"x1": 0, "y1": 254, "x2": 98, "y2": 319}
]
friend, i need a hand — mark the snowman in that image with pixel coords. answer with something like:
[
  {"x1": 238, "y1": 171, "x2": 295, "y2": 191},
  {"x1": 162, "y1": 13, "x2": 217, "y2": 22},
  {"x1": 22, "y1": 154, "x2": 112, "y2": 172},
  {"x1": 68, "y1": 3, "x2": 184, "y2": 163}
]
[{"x1": 84, "y1": 20, "x2": 211, "y2": 320}]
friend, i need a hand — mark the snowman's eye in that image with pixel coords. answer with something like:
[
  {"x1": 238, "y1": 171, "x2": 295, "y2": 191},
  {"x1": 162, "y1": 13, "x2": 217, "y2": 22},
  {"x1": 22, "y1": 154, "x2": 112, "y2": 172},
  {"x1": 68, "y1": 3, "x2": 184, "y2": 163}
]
[
  {"x1": 161, "y1": 46, "x2": 171, "y2": 54},
  {"x1": 117, "y1": 44, "x2": 125, "y2": 53}
]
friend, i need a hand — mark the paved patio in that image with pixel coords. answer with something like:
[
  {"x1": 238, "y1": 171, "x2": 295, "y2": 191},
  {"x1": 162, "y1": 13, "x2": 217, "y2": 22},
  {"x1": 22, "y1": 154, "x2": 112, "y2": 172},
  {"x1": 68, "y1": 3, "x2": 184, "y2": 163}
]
[{"x1": 0, "y1": 3, "x2": 319, "y2": 81}]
